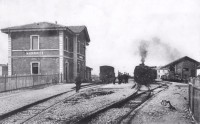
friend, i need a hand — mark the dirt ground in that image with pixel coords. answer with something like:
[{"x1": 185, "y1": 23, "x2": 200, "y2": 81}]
[{"x1": 130, "y1": 82, "x2": 195, "y2": 124}]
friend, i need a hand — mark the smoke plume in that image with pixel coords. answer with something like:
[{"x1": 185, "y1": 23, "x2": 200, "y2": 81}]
[
  {"x1": 137, "y1": 37, "x2": 182, "y2": 65},
  {"x1": 152, "y1": 37, "x2": 181, "y2": 62},
  {"x1": 139, "y1": 40, "x2": 149, "y2": 64}
]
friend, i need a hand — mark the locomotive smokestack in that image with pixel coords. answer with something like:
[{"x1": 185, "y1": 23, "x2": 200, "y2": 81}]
[{"x1": 139, "y1": 40, "x2": 149, "y2": 64}]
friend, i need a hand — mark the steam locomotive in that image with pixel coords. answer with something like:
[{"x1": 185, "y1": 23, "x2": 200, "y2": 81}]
[{"x1": 134, "y1": 63, "x2": 157, "y2": 86}]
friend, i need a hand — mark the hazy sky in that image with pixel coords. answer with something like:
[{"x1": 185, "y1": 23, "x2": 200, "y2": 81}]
[{"x1": 0, "y1": 0, "x2": 200, "y2": 75}]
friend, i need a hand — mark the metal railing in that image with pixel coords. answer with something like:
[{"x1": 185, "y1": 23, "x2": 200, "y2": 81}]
[
  {"x1": 0, "y1": 73, "x2": 61, "y2": 92},
  {"x1": 189, "y1": 77, "x2": 200, "y2": 123}
]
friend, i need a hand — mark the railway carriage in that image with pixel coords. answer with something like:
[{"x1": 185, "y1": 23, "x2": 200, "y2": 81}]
[{"x1": 100, "y1": 66, "x2": 115, "y2": 83}]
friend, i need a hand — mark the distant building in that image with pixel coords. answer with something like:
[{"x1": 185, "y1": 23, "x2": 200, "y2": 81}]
[
  {"x1": 161, "y1": 56, "x2": 200, "y2": 80},
  {"x1": 0, "y1": 64, "x2": 8, "y2": 76},
  {"x1": 91, "y1": 74, "x2": 100, "y2": 82},
  {"x1": 156, "y1": 66, "x2": 169, "y2": 79},
  {"x1": 1, "y1": 22, "x2": 90, "y2": 82},
  {"x1": 85, "y1": 66, "x2": 92, "y2": 82}
]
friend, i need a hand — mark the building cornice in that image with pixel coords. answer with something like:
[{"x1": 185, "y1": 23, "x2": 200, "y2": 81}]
[
  {"x1": 10, "y1": 55, "x2": 73, "y2": 59},
  {"x1": 1, "y1": 28, "x2": 66, "y2": 33}
]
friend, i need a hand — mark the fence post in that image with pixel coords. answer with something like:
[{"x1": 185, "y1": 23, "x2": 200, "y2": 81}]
[
  {"x1": 32, "y1": 74, "x2": 34, "y2": 86},
  {"x1": 60, "y1": 73, "x2": 62, "y2": 83},
  {"x1": 189, "y1": 82, "x2": 191, "y2": 109},
  {"x1": 15, "y1": 74, "x2": 17, "y2": 89},
  {"x1": 192, "y1": 79, "x2": 195, "y2": 115},
  {"x1": 4, "y1": 75, "x2": 6, "y2": 91},
  {"x1": 58, "y1": 73, "x2": 60, "y2": 83}
]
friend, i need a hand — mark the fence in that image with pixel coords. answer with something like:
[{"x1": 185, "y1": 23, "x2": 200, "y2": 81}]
[
  {"x1": 0, "y1": 74, "x2": 61, "y2": 92},
  {"x1": 189, "y1": 77, "x2": 200, "y2": 123}
]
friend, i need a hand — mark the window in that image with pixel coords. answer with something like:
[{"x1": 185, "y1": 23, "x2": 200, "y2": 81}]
[
  {"x1": 31, "y1": 35, "x2": 39, "y2": 50},
  {"x1": 65, "y1": 36, "x2": 69, "y2": 51},
  {"x1": 31, "y1": 63, "x2": 39, "y2": 74},
  {"x1": 77, "y1": 41, "x2": 80, "y2": 53},
  {"x1": 83, "y1": 42, "x2": 85, "y2": 55},
  {"x1": 77, "y1": 63, "x2": 80, "y2": 73}
]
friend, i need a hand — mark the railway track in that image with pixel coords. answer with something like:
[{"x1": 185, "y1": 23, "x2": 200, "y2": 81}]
[
  {"x1": 72, "y1": 83, "x2": 168, "y2": 124},
  {"x1": 0, "y1": 83, "x2": 103, "y2": 124},
  {"x1": 1, "y1": 82, "x2": 167, "y2": 124}
]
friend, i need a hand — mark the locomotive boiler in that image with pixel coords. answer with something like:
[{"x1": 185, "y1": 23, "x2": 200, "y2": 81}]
[{"x1": 134, "y1": 63, "x2": 157, "y2": 86}]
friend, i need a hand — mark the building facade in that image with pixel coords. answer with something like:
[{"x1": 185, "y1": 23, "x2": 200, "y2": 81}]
[
  {"x1": 1, "y1": 22, "x2": 90, "y2": 82},
  {"x1": 156, "y1": 66, "x2": 169, "y2": 79}
]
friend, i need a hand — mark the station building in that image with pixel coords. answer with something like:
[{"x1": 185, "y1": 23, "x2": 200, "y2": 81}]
[
  {"x1": 161, "y1": 56, "x2": 199, "y2": 79},
  {"x1": 1, "y1": 22, "x2": 90, "y2": 82}
]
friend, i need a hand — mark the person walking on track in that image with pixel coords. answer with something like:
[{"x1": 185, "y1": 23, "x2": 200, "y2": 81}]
[{"x1": 75, "y1": 75, "x2": 82, "y2": 92}]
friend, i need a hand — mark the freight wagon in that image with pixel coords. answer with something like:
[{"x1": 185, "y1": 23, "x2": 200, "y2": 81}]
[{"x1": 100, "y1": 66, "x2": 115, "y2": 83}]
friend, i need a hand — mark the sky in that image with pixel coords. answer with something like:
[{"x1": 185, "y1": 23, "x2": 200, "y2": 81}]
[{"x1": 0, "y1": 0, "x2": 200, "y2": 75}]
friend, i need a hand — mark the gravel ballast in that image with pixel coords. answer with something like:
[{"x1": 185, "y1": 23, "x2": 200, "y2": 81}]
[{"x1": 26, "y1": 83, "x2": 136, "y2": 123}]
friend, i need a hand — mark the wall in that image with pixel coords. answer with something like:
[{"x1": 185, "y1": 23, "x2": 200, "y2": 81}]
[
  {"x1": 197, "y1": 69, "x2": 200, "y2": 76},
  {"x1": 11, "y1": 30, "x2": 61, "y2": 75},
  {"x1": 11, "y1": 31, "x2": 59, "y2": 50},
  {"x1": 157, "y1": 69, "x2": 169, "y2": 79},
  {"x1": 175, "y1": 60, "x2": 197, "y2": 78},
  {"x1": 12, "y1": 57, "x2": 59, "y2": 75}
]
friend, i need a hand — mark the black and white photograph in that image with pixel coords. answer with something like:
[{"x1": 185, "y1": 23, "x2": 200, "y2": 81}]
[{"x1": 0, "y1": 0, "x2": 199, "y2": 123}]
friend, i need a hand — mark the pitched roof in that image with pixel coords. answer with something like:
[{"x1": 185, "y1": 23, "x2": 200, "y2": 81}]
[
  {"x1": 162, "y1": 56, "x2": 200, "y2": 68},
  {"x1": 1, "y1": 22, "x2": 90, "y2": 42},
  {"x1": 67, "y1": 26, "x2": 90, "y2": 42},
  {"x1": 67, "y1": 26, "x2": 86, "y2": 33},
  {"x1": 1, "y1": 22, "x2": 65, "y2": 31},
  {"x1": 0, "y1": 64, "x2": 8, "y2": 67},
  {"x1": 86, "y1": 66, "x2": 93, "y2": 70}
]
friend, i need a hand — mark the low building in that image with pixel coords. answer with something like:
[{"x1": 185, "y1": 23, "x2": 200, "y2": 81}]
[
  {"x1": 157, "y1": 66, "x2": 169, "y2": 79},
  {"x1": 1, "y1": 22, "x2": 90, "y2": 82},
  {"x1": 0, "y1": 64, "x2": 8, "y2": 76},
  {"x1": 161, "y1": 56, "x2": 200, "y2": 80},
  {"x1": 91, "y1": 74, "x2": 100, "y2": 82},
  {"x1": 85, "y1": 66, "x2": 92, "y2": 82}
]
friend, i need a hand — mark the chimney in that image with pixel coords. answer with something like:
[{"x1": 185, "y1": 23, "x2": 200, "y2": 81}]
[
  {"x1": 140, "y1": 62, "x2": 145, "y2": 66},
  {"x1": 55, "y1": 21, "x2": 57, "y2": 24}
]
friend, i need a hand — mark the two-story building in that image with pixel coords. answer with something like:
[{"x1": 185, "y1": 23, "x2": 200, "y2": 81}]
[{"x1": 1, "y1": 22, "x2": 90, "y2": 82}]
